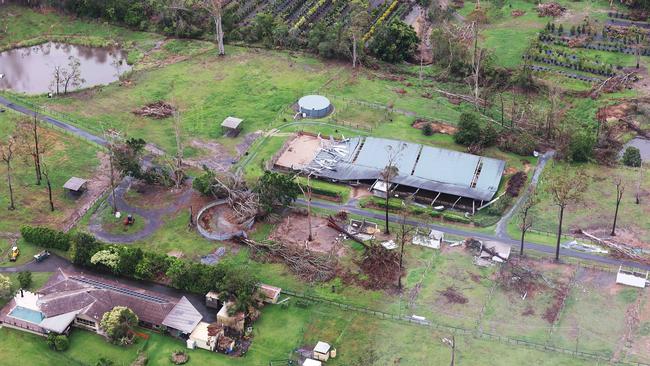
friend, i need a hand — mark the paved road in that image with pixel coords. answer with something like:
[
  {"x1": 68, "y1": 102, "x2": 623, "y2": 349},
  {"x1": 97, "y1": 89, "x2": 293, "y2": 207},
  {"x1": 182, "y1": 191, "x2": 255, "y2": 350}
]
[
  {"x1": 0, "y1": 252, "x2": 70, "y2": 273},
  {"x1": 88, "y1": 177, "x2": 193, "y2": 243},
  {"x1": 495, "y1": 151, "x2": 555, "y2": 240},
  {"x1": 299, "y1": 198, "x2": 650, "y2": 271},
  {"x1": 0, "y1": 95, "x2": 107, "y2": 146}
]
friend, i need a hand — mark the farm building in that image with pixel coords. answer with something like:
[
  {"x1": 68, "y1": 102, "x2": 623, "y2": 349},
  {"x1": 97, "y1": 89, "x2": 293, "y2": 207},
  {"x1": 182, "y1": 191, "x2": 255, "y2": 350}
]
[{"x1": 275, "y1": 135, "x2": 506, "y2": 212}]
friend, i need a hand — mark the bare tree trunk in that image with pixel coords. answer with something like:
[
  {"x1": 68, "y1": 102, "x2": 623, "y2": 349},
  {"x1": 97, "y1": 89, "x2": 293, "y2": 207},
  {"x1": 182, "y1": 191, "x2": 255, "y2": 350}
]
[
  {"x1": 109, "y1": 153, "x2": 117, "y2": 213},
  {"x1": 384, "y1": 191, "x2": 390, "y2": 235},
  {"x1": 5, "y1": 160, "x2": 15, "y2": 211},
  {"x1": 43, "y1": 164, "x2": 54, "y2": 211},
  {"x1": 214, "y1": 15, "x2": 225, "y2": 56},
  {"x1": 472, "y1": 22, "x2": 480, "y2": 109},
  {"x1": 32, "y1": 115, "x2": 42, "y2": 185},
  {"x1": 611, "y1": 182, "x2": 624, "y2": 236},
  {"x1": 520, "y1": 228, "x2": 526, "y2": 256},
  {"x1": 352, "y1": 33, "x2": 357, "y2": 69},
  {"x1": 450, "y1": 336, "x2": 455, "y2": 366},
  {"x1": 555, "y1": 205, "x2": 565, "y2": 261}
]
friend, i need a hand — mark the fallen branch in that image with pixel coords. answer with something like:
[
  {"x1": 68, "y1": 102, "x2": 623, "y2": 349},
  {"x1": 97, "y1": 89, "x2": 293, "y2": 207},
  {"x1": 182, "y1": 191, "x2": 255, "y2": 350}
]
[{"x1": 326, "y1": 216, "x2": 369, "y2": 249}]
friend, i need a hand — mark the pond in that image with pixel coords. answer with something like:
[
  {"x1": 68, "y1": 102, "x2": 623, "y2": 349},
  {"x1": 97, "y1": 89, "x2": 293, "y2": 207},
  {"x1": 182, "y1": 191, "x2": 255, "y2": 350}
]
[{"x1": 0, "y1": 42, "x2": 131, "y2": 95}]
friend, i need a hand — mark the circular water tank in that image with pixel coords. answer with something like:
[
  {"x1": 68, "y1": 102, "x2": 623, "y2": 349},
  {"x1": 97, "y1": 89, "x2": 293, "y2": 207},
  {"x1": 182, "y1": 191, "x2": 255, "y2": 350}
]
[{"x1": 298, "y1": 95, "x2": 332, "y2": 118}]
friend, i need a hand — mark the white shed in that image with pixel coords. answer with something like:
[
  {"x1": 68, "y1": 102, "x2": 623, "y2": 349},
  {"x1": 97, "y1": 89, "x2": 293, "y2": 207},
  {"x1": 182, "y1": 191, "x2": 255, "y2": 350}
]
[
  {"x1": 313, "y1": 341, "x2": 331, "y2": 362},
  {"x1": 303, "y1": 359, "x2": 322, "y2": 366}
]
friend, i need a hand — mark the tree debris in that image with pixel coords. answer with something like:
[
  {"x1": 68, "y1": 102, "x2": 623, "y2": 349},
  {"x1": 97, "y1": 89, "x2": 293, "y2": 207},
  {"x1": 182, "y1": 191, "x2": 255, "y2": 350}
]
[
  {"x1": 536, "y1": 2, "x2": 566, "y2": 17},
  {"x1": 357, "y1": 244, "x2": 402, "y2": 290},
  {"x1": 438, "y1": 286, "x2": 468, "y2": 304},
  {"x1": 132, "y1": 101, "x2": 175, "y2": 119}
]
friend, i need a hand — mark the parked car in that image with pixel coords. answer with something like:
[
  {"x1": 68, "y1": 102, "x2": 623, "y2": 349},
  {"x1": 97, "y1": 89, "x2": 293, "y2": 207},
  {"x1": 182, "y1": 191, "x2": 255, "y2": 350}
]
[
  {"x1": 9, "y1": 246, "x2": 20, "y2": 262},
  {"x1": 33, "y1": 250, "x2": 50, "y2": 262}
]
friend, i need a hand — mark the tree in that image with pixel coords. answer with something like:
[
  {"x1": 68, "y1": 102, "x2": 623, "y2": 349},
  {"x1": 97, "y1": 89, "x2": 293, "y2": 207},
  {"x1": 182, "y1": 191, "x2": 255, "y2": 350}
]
[
  {"x1": 379, "y1": 142, "x2": 406, "y2": 234},
  {"x1": 369, "y1": 20, "x2": 418, "y2": 63},
  {"x1": 50, "y1": 66, "x2": 63, "y2": 95},
  {"x1": 396, "y1": 199, "x2": 415, "y2": 290},
  {"x1": 454, "y1": 112, "x2": 482, "y2": 146},
  {"x1": 254, "y1": 171, "x2": 300, "y2": 215},
  {"x1": 622, "y1": 146, "x2": 642, "y2": 167},
  {"x1": 0, "y1": 135, "x2": 17, "y2": 210},
  {"x1": 70, "y1": 232, "x2": 103, "y2": 267},
  {"x1": 611, "y1": 176, "x2": 625, "y2": 236},
  {"x1": 422, "y1": 123, "x2": 433, "y2": 136},
  {"x1": 199, "y1": 0, "x2": 225, "y2": 56},
  {"x1": 546, "y1": 168, "x2": 588, "y2": 261},
  {"x1": 61, "y1": 56, "x2": 85, "y2": 94},
  {"x1": 100, "y1": 306, "x2": 138, "y2": 344},
  {"x1": 170, "y1": 108, "x2": 185, "y2": 189},
  {"x1": 297, "y1": 174, "x2": 314, "y2": 242},
  {"x1": 470, "y1": 22, "x2": 487, "y2": 106},
  {"x1": 17, "y1": 115, "x2": 43, "y2": 185},
  {"x1": 347, "y1": 0, "x2": 370, "y2": 68},
  {"x1": 0, "y1": 274, "x2": 12, "y2": 298},
  {"x1": 42, "y1": 161, "x2": 55, "y2": 211},
  {"x1": 215, "y1": 263, "x2": 259, "y2": 315},
  {"x1": 91, "y1": 248, "x2": 121, "y2": 273},
  {"x1": 17, "y1": 271, "x2": 32, "y2": 289},
  {"x1": 517, "y1": 189, "x2": 539, "y2": 256}
]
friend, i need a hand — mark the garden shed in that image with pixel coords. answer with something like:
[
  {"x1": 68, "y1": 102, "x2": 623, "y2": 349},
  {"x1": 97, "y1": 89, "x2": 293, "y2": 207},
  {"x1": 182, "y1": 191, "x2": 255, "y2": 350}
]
[{"x1": 221, "y1": 116, "x2": 243, "y2": 136}]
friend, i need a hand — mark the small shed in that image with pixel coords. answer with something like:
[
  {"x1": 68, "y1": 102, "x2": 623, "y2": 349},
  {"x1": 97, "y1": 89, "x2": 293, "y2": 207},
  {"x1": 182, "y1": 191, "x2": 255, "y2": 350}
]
[
  {"x1": 189, "y1": 321, "x2": 216, "y2": 351},
  {"x1": 313, "y1": 341, "x2": 332, "y2": 362},
  {"x1": 616, "y1": 265, "x2": 649, "y2": 288},
  {"x1": 63, "y1": 177, "x2": 88, "y2": 196},
  {"x1": 221, "y1": 117, "x2": 243, "y2": 137}
]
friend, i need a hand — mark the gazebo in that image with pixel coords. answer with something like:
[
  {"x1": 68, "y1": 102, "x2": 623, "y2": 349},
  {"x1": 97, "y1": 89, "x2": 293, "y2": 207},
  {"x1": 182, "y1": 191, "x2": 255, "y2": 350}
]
[
  {"x1": 63, "y1": 177, "x2": 88, "y2": 197},
  {"x1": 221, "y1": 116, "x2": 243, "y2": 137}
]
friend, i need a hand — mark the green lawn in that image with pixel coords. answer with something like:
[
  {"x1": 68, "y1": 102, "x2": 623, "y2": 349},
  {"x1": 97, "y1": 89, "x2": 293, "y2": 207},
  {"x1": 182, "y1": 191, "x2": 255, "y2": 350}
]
[
  {"x1": 0, "y1": 272, "x2": 52, "y2": 308},
  {"x1": 0, "y1": 109, "x2": 99, "y2": 233}
]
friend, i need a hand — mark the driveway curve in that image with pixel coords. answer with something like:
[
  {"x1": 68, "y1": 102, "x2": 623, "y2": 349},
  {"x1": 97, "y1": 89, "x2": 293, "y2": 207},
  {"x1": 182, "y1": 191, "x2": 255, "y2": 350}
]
[{"x1": 88, "y1": 177, "x2": 193, "y2": 243}]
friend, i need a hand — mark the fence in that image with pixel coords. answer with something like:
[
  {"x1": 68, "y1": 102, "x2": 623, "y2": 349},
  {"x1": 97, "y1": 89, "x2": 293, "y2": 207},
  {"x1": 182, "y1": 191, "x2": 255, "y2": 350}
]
[{"x1": 279, "y1": 288, "x2": 650, "y2": 366}]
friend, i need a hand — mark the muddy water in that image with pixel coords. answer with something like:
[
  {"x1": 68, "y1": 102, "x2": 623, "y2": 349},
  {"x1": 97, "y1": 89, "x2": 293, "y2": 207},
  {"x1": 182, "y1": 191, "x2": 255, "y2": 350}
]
[{"x1": 0, "y1": 42, "x2": 131, "y2": 94}]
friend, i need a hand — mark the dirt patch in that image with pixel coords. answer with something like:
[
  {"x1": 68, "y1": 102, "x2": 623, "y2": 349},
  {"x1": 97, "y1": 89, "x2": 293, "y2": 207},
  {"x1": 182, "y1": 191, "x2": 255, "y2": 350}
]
[
  {"x1": 124, "y1": 182, "x2": 187, "y2": 210},
  {"x1": 351, "y1": 186, "x2": 372, "y2": 200},
  {"x1": 275, "y1": 134, "x2": 321, "y2": 170},
  {"x1": 543, "y1": 283, "x2": 570, "y2": 324},
  {"x1": 411, "y1": 119, "x2": 458, "y2": 135},
  {"x1": 596, "y1": 102, "x2": 635, "y2": 123},
  {"x1": 537, "y1": 2, "x2": 566, "y2": 17},
  {"x1": 199, "y1": 203, "x2": 244, "y2": 236},
  {"x1": 269, "y1": 213, "x2": 345, "y2": 256},
  {"x1": 185, "y1": 139, "x2": 236, "y2": 172},
  {"x1": 439, "y1": 286, "x2": 468, "y2": 304}
]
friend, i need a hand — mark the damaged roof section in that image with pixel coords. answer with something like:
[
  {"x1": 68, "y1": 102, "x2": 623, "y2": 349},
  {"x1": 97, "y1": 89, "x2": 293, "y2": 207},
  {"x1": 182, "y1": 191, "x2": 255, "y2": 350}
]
[{"x1": 306, "y1": 137, "x2": 505, "y2": 201}]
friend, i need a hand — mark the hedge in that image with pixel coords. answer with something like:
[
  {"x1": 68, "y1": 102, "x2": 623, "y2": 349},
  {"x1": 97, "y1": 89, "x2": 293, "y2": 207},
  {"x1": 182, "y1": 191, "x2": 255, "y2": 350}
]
[{"x1": 20, "y1": 226, "x2": 71, "y2": 251}]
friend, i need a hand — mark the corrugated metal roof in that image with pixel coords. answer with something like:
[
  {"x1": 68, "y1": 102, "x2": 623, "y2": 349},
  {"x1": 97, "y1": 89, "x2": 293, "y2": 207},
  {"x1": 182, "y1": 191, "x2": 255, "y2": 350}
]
[
  {"x1": 63, "y1": 177, "x2": 88, "y2": 191},
  {"x1": 221, "y1": 117, "x2": 243, "y2": 129},
  {"x1": 307, "y1": 137, "x2": 505, "y2": 201},
  {"x1": 162, "y1": 296, "x2": 203, "y2": 334}
]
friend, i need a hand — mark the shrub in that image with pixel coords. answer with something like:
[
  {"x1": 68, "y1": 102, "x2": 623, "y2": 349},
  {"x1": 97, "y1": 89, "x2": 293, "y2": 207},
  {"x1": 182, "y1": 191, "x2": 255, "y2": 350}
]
[
  {"x1": 0, "y1": 274, "x2": 11, "y2": 298},
  {"x1": 17, "y1": 271, "x2": 32, "y2": 289},
  {"x1": 20, "y1": 226, "x2": 70, "y2": 250},
  {"x1": 569, "y1": 132, "x2": 595, "y2": 162},
  {"x1": 484, "y1": 196, "x2": 513, "y2": 216},
  {"x1": 54, "y1": 335, "x2": 69, "y2": 351},
  {"x1": 506, "y1": 172, "x2": 527, "y2": 197},
  {"x1": 454, "y1": 112, "x2": 482, "y2": 146},
  {"x1": 442, "y1": 212, "x2": 472, "y2": 224},
  {"x1": 70, "y1": 232, "x2": 103, "y2": 267},
  {"x1": 622, "y1": 146, "x2": 642, "y2": 167},
  {"x1": 422, "y1": 123, "x2": 434, "y2": 136}
]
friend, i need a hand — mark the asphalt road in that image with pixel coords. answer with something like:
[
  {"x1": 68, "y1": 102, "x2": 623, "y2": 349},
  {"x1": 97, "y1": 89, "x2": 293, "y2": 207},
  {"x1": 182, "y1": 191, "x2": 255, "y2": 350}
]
[
  {"x1": 299, "y1": 198, "x2": 650, "y2": 271},
  {"x1": 0, "y1": 95, "x2": 107, "y2": 146}
]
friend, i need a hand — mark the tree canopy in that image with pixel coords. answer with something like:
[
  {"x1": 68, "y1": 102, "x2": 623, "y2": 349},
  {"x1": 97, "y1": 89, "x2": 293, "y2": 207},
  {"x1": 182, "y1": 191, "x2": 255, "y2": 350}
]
[
  {"x1": 100, "y1": 306, "x2": 139, "y2": 344},
  {"x1": 369, "y1": 20, "x2": 419, "y2": 63}
]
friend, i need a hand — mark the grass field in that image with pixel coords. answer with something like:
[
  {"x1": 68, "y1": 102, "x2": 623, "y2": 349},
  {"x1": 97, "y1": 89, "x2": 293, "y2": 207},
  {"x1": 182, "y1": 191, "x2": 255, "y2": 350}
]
[{"x1": 0, "y1": 109, "x2": 99, "y2": 233}]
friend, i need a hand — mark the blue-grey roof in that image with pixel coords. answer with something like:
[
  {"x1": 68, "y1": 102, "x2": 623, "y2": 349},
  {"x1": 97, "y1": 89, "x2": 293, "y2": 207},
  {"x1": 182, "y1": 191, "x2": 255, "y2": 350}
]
[{"x1": 307, "y1": 137, "x2": 505, "y2": 201}]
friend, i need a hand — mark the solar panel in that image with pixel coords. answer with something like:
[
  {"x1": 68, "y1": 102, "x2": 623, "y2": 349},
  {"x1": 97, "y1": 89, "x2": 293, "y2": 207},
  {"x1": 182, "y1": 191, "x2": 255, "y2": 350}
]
[{"x1": 70, "y1": 276, "x2": 169, "y2": 304}]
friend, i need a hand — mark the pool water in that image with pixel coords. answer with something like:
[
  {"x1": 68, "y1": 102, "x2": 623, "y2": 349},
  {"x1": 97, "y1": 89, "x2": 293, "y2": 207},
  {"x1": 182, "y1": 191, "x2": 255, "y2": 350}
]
[{"x1": 8, "y1": 306, "x2": 44, "y2": 324}]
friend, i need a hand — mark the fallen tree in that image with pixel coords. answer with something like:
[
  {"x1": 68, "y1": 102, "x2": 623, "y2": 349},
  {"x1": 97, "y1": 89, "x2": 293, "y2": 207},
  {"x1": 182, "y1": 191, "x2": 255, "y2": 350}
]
[
  {"x1": 132, "y1": 101, "x2": 175, "y2": 119},
  {"x1": 356, "y1": 244, "x2": 402, "y2": 290},
  {"x1": 236, "y1": 237, "x2": 335, "y2": 282}
]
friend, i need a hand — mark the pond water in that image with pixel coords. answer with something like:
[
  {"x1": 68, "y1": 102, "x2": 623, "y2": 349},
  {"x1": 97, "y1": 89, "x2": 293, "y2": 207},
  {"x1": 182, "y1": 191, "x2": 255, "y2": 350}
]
[
  {"x1": 0, "y1": 42, "x2": 131, "y2": 95},
  {"x1": 622, "y1": 137, "x2": 650, "y2": 161}
]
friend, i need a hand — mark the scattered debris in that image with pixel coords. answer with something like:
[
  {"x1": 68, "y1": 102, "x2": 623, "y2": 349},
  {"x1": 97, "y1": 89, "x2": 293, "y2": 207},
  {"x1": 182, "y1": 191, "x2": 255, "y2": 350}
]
[
  {"x1": 579, "y1": 230, "x2": 650, "y2": 265},
  {"x1": 381, "y1": 240, "x2": 398, "y2": 250},
  {"x1": 132, "y1": 101, "x2": 175, "y2": 119},
  {"x1": 616, "y1": 265, "x2": 649, "y2": 288},
  {"x1": 561, "y1": 240, "x2": 608, "y2": 254},
  {"x1": 543, "y1": 284, "x2": 569, "y2": 324},
  {"x1": 438, "y1": 286, "x2": 468, "y2": 304},
  {"x1": 412, "y1": 229, "x2": 443, "y2": 249},
  {"x1": 466, "y1": 238, "x2": 510, "y2": 263},
  {"x1": 411, "y1": 119, "x2": 458, "y2": 135},
  {"x1": 511, "y1": 9, "x2": 525, "y2": 17},
  {"x1": 200, "y1": 247, "x2": 227, "y2": 265},
  {"x1": 536, "y1": 2, "x2": 566, "y2": 17},
  {"x1": 496, "y1": 261, "x2": 554, "y2": 298}
]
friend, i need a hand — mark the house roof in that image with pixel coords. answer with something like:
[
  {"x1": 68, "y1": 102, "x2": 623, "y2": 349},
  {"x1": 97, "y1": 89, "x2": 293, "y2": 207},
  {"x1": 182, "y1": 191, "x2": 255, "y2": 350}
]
[
  {"x1": 36, "y1": 269, "x2": 194, "y2": 328},
  {"x1": 306, "y1": 137, "x2": 506, "y2": 201},
  {"x1": 162, "y1": 296, "x2": 203, "y2": 334},
  {"x1": 63, "y1": 177, "x2": 88, "y2": 191},
  {"x1": 258, "y1": 284, "x2": 281, "y2": 303},
  {"x1": 221, "y1": 117, "x2": 243, "y2": 129},
  {"x1": 40, "y1": 311, "x2": 78, "y2": 333}
]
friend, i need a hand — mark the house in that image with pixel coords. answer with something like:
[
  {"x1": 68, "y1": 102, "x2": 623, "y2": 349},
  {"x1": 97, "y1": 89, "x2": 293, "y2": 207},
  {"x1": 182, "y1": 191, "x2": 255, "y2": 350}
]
[
  {"x1": 216, "y1": 301, "x2": 245, "y2": 333},
  {"x1": 0, "y1": 268, "x2": 204, "y2": 337}
]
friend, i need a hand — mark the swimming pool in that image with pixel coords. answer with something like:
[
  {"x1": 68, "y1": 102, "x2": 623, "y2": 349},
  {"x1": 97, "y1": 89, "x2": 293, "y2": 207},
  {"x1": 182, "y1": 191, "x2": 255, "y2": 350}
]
[{"x1": 8, "y1": 306, "x2": 44, "y2": 324}]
